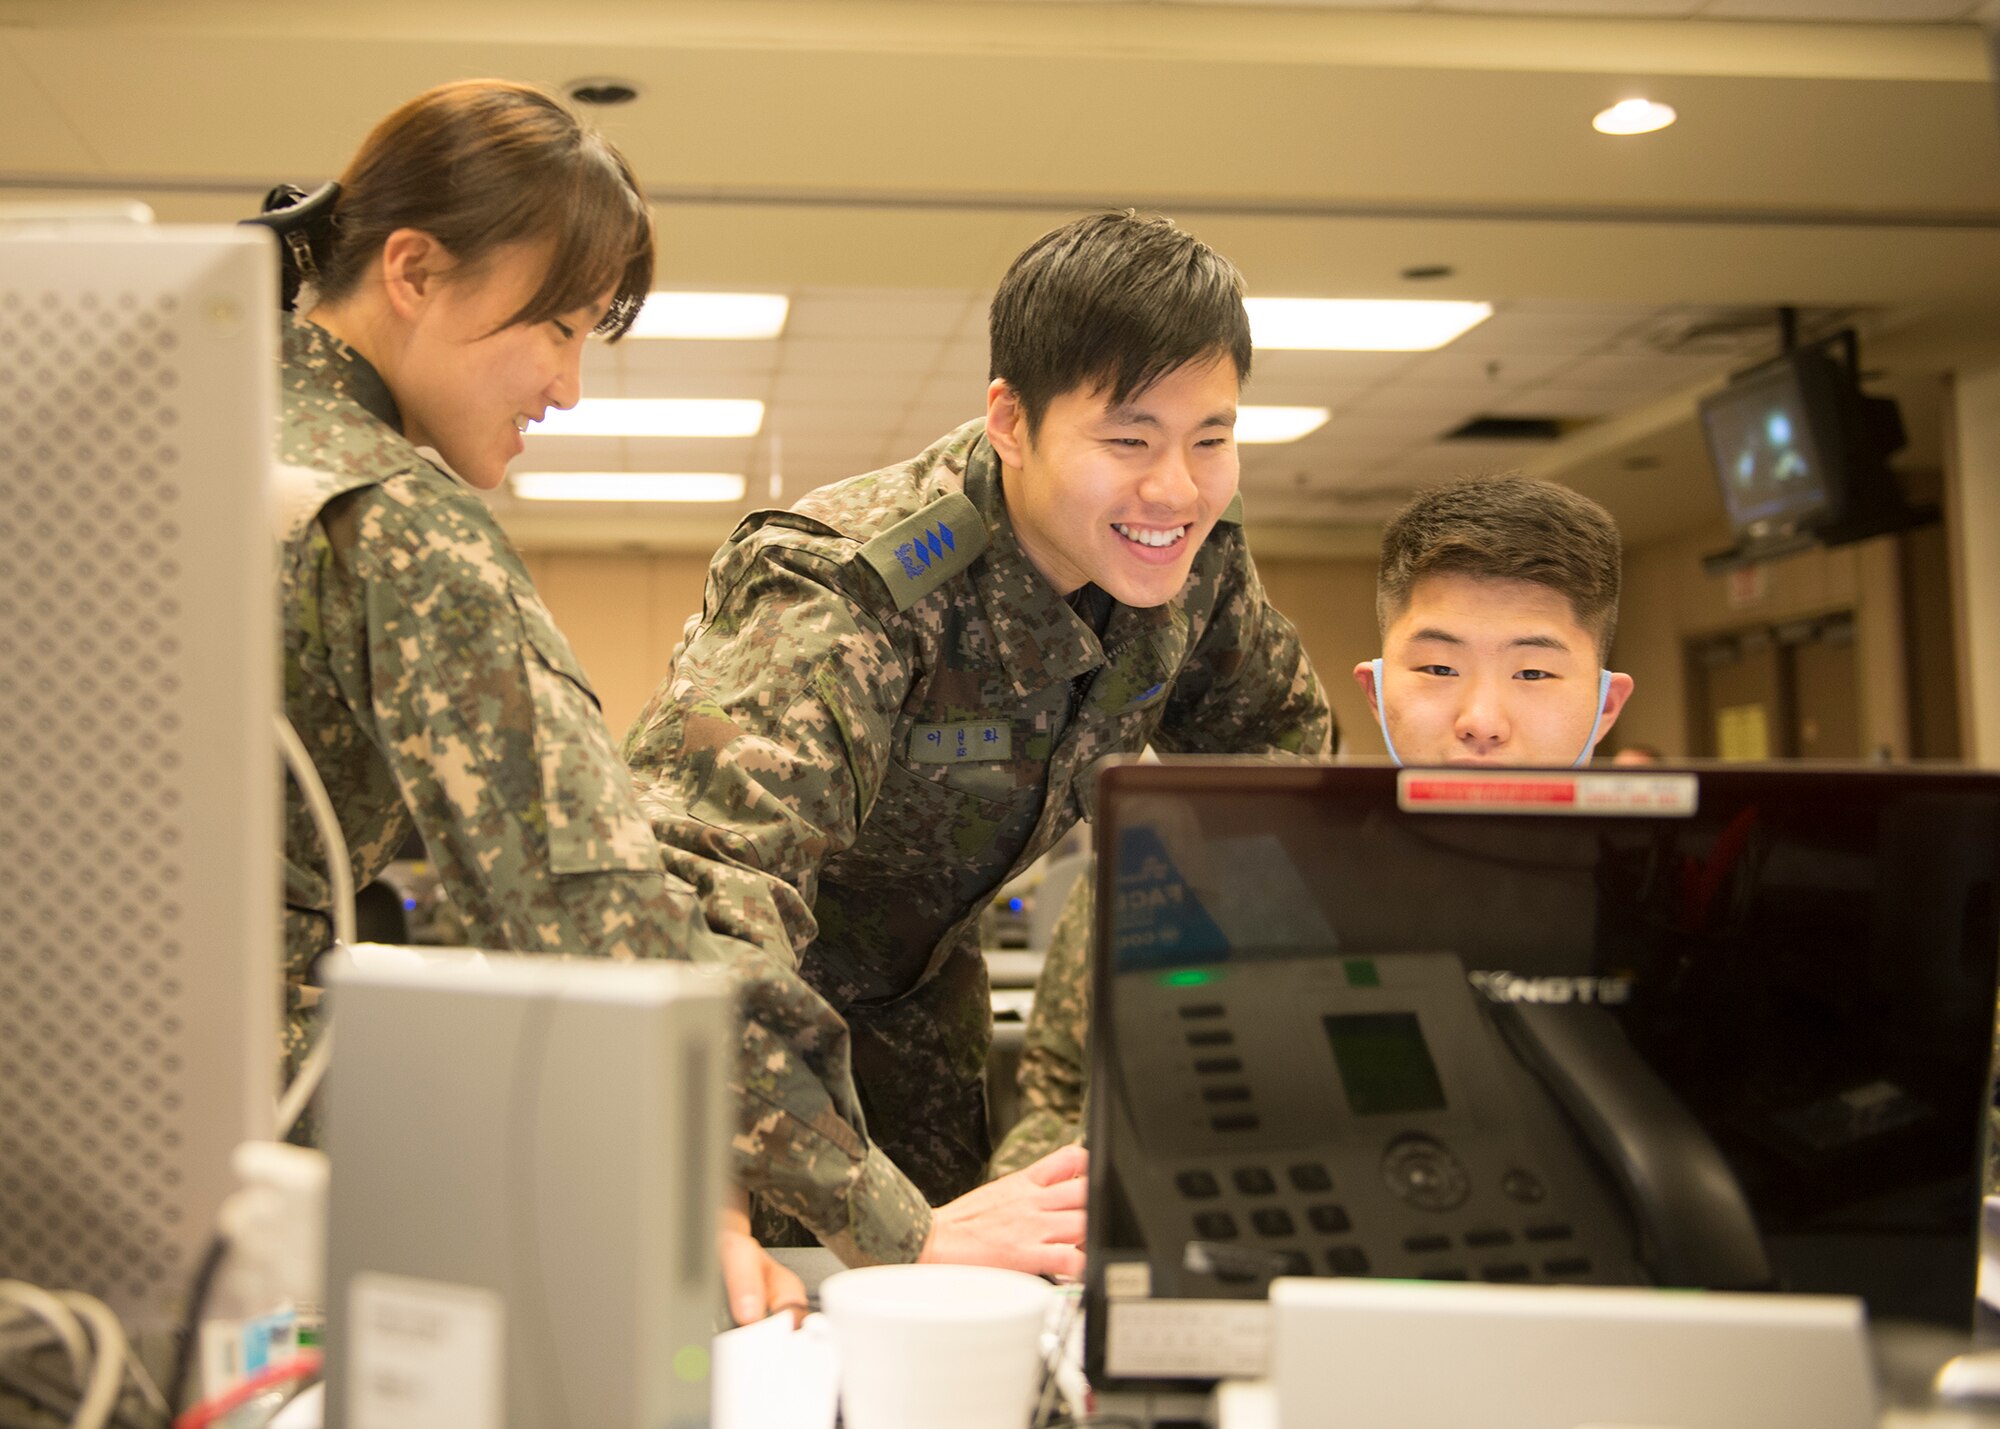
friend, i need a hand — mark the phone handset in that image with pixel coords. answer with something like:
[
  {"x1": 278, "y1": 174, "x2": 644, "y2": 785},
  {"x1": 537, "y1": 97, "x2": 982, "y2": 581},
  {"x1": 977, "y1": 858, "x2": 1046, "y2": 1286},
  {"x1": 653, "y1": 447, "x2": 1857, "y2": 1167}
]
[{"x1": 1492, "y1": 1001, "x2": 1773, "y2": 1291}]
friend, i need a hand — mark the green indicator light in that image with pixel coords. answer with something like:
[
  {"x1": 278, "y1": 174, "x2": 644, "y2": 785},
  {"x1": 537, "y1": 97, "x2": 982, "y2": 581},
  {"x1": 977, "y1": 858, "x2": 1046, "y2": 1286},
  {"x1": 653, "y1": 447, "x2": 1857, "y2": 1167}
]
[
  {"x1": 1343, "y1": 959, "x2": 1380, "y2": 988},
  {"x1": 1159, "y1": 969, "x2": 1215, "y2": 988},
  {"x1": 673, "y1": 1344, "x2": 710, "y2": 1384}
]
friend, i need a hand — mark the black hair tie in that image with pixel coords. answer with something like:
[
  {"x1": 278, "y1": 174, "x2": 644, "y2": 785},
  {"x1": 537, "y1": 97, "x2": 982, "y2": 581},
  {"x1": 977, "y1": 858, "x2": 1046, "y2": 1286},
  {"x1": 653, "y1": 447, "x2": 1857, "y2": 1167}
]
[{"x1": 241, "y1": 182, "x2": 342, "y2": 311}]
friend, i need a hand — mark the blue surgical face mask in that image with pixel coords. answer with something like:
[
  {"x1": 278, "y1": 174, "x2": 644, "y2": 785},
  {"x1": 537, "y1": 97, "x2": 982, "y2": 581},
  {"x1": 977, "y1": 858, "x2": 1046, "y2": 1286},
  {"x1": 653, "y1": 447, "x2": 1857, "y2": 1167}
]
[{"x1": 1369, "y1": 659, "x2": 1614, "y2": 769}]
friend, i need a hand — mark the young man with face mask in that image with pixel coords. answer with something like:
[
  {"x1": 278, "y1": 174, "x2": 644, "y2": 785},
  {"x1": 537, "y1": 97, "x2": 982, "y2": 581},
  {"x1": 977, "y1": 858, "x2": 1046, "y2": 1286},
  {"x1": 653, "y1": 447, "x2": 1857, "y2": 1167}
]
[
  {"x1": 623, "y1": 211, "x2": 1333, "y2": 1274},
  {"x1": 990, "y1": 474, "x2": 1633, "y2": 1177}
]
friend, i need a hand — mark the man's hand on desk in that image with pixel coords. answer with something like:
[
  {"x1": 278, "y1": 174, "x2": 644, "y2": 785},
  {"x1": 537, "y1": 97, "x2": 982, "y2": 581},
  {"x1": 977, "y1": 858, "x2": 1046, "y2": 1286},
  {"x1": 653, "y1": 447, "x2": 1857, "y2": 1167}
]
[
  {"x1": 720, "y1": 1195, "x2": 808, "y2": 1326},
  {"x1": 919, "y1": 1144, "x2": 1088, "y2": 1280}
]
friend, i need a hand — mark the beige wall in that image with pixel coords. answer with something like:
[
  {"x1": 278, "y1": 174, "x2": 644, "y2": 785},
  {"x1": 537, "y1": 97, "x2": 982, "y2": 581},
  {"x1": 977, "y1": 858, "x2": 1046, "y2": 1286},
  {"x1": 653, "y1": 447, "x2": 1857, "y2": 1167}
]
[
  {"x1": 523, "y1": 545, "x2": 1386, "y2": 755},
  {"x1": 1950, "y1": 365, "x2": 2000, "y2": 767},
  {"x1": 1255, "y1": 557, "x2": 1383, "y2": 757},
  {"x1": 521, "y1": 550, "x2": 711, "y2": 743}
]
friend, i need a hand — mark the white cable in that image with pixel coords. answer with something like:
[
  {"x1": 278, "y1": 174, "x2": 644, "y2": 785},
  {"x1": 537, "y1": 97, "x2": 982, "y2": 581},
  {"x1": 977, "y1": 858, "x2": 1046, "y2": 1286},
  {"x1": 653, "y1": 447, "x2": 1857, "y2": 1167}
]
[
  {"x1": 51, "y1": 1293, "x2": 125, "y2": 1429},
  {"x1": 275, "y1": 1026, "x2": 334, "y2": 1141},
  {"x1": 275, "y1": 713, "x2": 354, "y2": 947},
  {"x1": 0, "y1": 1281, "x2": 89, "y2": 1397},
  {"x1": 274, "y1": 713, "x2": 353, "y2": 1138}
]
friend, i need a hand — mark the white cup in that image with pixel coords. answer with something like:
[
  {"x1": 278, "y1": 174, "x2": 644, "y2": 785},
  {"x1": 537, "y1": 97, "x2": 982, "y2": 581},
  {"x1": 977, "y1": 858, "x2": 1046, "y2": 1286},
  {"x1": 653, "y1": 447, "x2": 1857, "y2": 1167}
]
[{"x1": 819, "y1": 1264, "x2": 1055, "y2": 1429}]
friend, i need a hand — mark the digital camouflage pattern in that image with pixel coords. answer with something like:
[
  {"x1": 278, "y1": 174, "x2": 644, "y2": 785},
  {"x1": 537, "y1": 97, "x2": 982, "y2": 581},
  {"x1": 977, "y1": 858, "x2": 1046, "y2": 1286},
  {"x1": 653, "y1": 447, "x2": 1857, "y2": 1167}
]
[
  {"x1": 275, "y1": 316, "x2": 913, "y2": 1263},
  {"x1": 625, "y1": 419, "x2": 1334, "y2": 1252},
  {"x1": 989, "y1": 870, "x2": 1094, "y2": 1178}
]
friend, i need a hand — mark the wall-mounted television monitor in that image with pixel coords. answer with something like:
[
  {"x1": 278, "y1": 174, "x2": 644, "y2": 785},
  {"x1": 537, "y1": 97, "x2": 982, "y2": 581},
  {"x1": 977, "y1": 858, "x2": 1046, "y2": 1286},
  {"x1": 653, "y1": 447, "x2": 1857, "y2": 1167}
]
[{"x1": 1697, "y1": 333, "x2": 1909, "y2": 554}]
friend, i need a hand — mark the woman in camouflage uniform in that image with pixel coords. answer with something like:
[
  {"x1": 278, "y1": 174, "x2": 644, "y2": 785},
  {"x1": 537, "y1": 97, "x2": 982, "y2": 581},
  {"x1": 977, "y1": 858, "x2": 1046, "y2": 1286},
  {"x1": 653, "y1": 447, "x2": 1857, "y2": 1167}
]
[{"x1": 265, "y1": 78, "x2": 798, "y2": 1321}]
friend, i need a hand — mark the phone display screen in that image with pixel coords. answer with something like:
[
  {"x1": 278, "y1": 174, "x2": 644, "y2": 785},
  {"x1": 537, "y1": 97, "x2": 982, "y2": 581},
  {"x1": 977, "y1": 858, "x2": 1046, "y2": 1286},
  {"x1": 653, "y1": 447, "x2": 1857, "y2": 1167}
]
[{"x1": 1324, "y1": 1012, "x2": 1447, "y2": 1116}]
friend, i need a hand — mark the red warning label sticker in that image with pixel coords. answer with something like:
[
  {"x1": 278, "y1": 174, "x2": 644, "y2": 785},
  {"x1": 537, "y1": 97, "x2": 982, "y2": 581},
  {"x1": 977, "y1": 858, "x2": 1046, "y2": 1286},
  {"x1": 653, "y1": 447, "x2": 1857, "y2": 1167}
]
[{"x1": 1398, "y1": 769, "x2": 1699, "y2": 817}]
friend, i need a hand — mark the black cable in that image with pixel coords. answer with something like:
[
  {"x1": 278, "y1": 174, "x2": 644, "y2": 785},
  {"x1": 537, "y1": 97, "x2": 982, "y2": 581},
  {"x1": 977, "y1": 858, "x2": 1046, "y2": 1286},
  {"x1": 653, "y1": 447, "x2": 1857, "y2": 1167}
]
[{"x1": 166, "y1": 1233, "x2": 230, "y2": 1416}]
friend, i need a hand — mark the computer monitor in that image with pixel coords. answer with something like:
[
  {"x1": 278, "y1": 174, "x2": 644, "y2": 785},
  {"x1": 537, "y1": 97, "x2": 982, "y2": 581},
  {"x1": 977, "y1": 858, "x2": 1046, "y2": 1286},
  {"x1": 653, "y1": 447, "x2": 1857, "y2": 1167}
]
[
  {"x1": 1085, "y1": 762, "x2": 2000, "y2": 1389},
  {"x1": 0, "y1": 220, "x2": 278, "y2": 1331}
]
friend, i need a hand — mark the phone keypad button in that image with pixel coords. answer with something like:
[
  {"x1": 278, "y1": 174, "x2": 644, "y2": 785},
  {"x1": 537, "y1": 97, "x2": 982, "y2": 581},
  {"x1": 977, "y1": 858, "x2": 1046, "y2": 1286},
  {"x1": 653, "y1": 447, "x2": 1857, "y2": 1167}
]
[
  {"x1": 1202, "y1": 1085, "x2": 1253, "y2": 1104},
  {"x1": 1307, "y1": 1204, "x2": 1352, "y2": 1234},
  {"x1": 1252, "y1": 1209, "x2": 1296, "y2": 1238},
  {"x1": 1326, "y1": 1246, "x2": 1372, "y2": 1276},
  {"x1": 1502, "y1": 1169, "x2": 1547, "y2": 1204},
  {"x1": 1193, "y1": 1056, "x2": 1243, "y2": 1074},
  {"x1": 1175, "y1": 1170, "x2": 1221, "y2": 1199},
  {"x1": 1381, "y1": 1135, "x2": 1471, "y2": 1212},
  {"x1": 1287, "y1": 1163, "x2": 1333, "y2": 1193},
  {"x1": 1419, "y1": 1268, "x2": 1470, "y2": 1281},
  {"x1": 1524, "y1": 1222, "x2": 1574, "y2": 1242},
  {"x1": 1403, "y1": 1233, "x2": 1452, "y2": 1254},
  {"x1": 1232, "y1": 1167, "x2": 1277, "y2": 1196},
  {"x1": 1177, "y1": 1003, "x2": 1227, "y2": 1020},
  {"x1": 1463, "y1": 1228, "x2": 1514, "y2": 1249},
  {"x1": 1544, "y1": 1257, "x2": 1593, "y2": 1278},
  {"x1": 1210, "y1": 1112, "x2": 1260, "y2": 1132},
  {"x1": 1277, "y1": 1251, "x2": 1313, "y2": 1277},
  {"x1": 1187, "y1": 1030, "x2": 1235, "y2": 1048},
  {"x1": 1482, "y1": 1262, "x2": 1533, "y2": 1282},
  {"x1": 1194, "y1": 1211, "x2": 1239, "y2": 1240}
]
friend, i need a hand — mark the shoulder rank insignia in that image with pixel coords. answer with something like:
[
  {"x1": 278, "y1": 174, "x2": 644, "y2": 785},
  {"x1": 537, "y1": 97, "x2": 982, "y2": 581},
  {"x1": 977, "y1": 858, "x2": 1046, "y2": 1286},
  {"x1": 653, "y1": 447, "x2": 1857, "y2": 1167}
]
[{"x1": 857, "y1": 491, "x2": 987, "y2": 611}]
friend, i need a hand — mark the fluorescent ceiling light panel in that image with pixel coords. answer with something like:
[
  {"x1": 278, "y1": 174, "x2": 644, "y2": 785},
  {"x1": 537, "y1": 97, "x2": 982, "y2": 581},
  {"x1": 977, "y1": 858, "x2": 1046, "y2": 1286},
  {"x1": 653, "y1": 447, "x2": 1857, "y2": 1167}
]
[
  {"x1": 1246, "y1": 298, "x2": 1493, "y2": 352},
  {"x1": 1237, "y1": 406, "x2": 1330, "y2": 444},
  {"x1": 1593, "y1": 98, "x2": 1676, "y2": 136},
  {"x1": 511, "y1": 472, "x2": 748, "y2": 503},
  {"x1": 629, "y1": 291, "x2": 790, "y2": 340},
  {"x1": 533, "y1": 399, "x2": 765, "y2": 438}
]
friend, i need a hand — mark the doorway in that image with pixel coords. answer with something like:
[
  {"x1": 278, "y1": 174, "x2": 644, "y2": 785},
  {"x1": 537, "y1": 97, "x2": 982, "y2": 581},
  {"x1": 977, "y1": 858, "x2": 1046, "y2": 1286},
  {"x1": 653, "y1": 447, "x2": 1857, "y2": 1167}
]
[{"x1": 1684, "y1": 612, "x2": 1860, "y2": 760}]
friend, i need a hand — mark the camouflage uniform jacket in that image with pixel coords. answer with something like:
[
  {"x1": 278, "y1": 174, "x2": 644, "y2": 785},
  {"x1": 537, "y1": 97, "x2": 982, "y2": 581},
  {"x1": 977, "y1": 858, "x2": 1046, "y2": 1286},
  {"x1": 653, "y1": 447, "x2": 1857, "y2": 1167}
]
[
  {"x1": 625, "y1": 419, "x2": 1334, "y2": 1251},
  {"x1": 989, "y1": 868, "x2": 1094, "y2": 1178},
  {"x1": 277, "y1": 317, "x2": 904, "y2": 1263}
]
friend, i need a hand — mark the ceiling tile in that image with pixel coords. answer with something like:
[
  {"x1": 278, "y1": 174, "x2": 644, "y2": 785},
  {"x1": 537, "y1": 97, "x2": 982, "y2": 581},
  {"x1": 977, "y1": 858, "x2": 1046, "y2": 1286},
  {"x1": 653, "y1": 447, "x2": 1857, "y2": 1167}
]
[
  {"x1": 1446, "y1": 305, "x2": 1658, "y2": 356},
  {"x1": 1250, "y1": 350, "x2": 1420, "y2": 387},
  {"x1": 1372, "y1": 440, "x2": 1551, "y2": 482},
  {"x1": 1548, "y1": 351, "x2": 1735, "y2": 391},
  {"x1": 1339, "y1": 382, "x2": 1516, "y2": 422},
  {"x1": 786, "y1": 289, "x2": 980, "y2": 341},
  {"x1": 1488, "y1": 385, "x2": 1634, "y2": 419},
  {"x1": 769, "y1": 369, "x2": 927, "y2": 405},
  {"x1": 1392, "y1": 347, "x2": 1577, "y2": 392},
  {"x1": 766, "y1": 400, "x2": 919, "y2": 437},
  {"x1": 1315, "y1": 411, "x2": 1462, "y2": 449},
  {"x1": 777, "y1": 338, "x2": 949, "y2": 378},
  {"x1": 599, "y1": 339, "x2": 778, "y2": 375}
]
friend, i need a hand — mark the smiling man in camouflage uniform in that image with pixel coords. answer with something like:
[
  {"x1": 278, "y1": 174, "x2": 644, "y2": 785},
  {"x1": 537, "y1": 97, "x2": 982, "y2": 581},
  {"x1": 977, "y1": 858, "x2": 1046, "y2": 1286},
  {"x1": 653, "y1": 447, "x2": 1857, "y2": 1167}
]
[{"x1": 625, "y1": 211, "x2": 1335, "y2": 1272}]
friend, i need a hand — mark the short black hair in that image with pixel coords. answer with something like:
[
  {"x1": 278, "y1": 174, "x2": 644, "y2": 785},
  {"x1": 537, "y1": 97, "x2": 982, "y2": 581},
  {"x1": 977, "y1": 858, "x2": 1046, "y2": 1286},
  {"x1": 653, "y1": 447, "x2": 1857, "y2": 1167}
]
[
  {"x1": 989, "y1": 210, "x2": 1252, "y2": 437},
  {"x1": 1377, "y1": 476, "x2": 1624, "y2": 660}
]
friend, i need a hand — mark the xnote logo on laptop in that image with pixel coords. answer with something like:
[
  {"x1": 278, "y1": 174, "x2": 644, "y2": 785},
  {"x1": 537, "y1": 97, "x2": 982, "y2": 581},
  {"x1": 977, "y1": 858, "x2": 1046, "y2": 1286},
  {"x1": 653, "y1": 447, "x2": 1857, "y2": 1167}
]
[{"x1": 1468, "y1": 971, "x2": 1634, "y2": 1006}]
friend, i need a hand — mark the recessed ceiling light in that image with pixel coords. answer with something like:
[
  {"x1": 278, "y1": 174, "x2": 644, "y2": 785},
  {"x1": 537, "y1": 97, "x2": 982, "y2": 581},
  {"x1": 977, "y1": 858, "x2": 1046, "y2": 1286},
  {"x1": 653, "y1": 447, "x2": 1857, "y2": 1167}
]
[
  {"x1": 629, "y1": 292, "x2": 790, "y2": 340},
  {"x1": 1245, "y1": 298, "x2": 1492, "y2": 352},
  {"x1": 1238, "y1": 406, "x2": 1331, "y2": 444},
  {"x1": 1593, "y1": 98, "x2": 1677, "y2": 136},
  {"x1": 512, "y1": 472, "x2": 748, "y2": 503},
  {"x1": 533, "y1": 399, "x2": 765, "y2": 438},
  {"x1": 565, "y1": 77, "x2": 642, "y2": 107}
]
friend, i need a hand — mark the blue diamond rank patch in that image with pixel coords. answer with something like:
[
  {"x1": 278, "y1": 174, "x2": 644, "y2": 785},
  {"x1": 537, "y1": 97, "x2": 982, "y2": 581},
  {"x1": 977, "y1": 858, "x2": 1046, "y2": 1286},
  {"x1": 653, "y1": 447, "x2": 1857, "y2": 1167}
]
[{"x1": 857, "y1": 493, "x2": 986, "y2": 612}]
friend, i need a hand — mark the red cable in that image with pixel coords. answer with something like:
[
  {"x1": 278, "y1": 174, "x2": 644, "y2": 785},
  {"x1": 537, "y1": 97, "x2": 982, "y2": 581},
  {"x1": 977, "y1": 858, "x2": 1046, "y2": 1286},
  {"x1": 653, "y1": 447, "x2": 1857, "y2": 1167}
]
[{"x1": 172, "y1": 1350, "x2": 324, "y2": 1429}]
